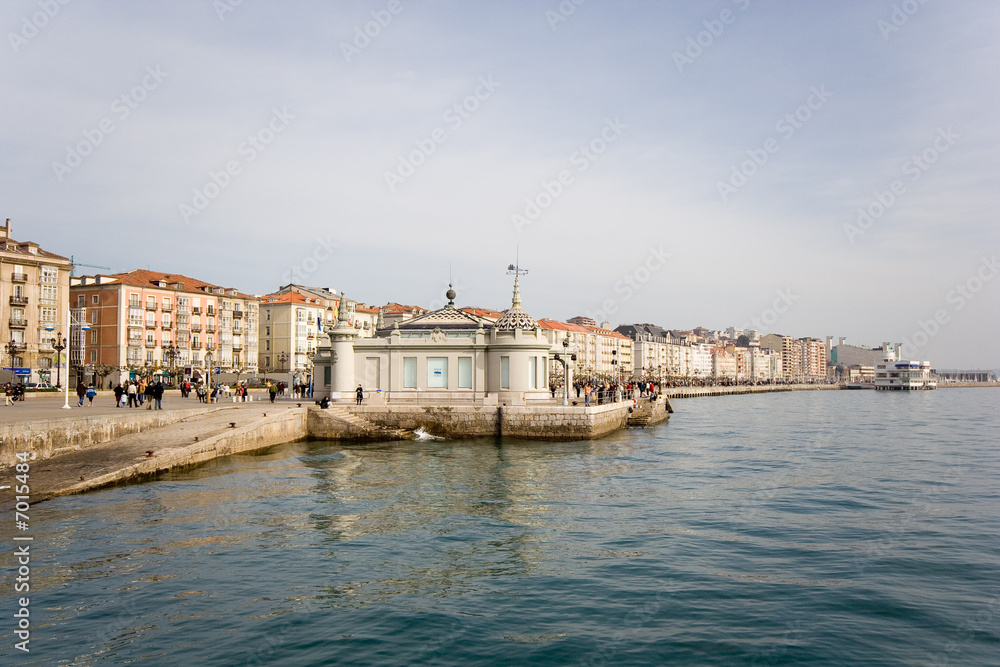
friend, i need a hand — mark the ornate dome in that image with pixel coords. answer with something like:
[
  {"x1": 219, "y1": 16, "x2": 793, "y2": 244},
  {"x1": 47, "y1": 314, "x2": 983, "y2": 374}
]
[{"x1": 493, "y1": 276, "x2": 538, "y2": 331}]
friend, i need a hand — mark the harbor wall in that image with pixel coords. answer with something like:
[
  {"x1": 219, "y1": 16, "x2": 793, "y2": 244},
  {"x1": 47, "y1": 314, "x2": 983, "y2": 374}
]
[
  {"x1": 664, "y1": 384, "x2": 841, "y2": 399},
  {"x1": 53, "y1": 408, "x2": 309, "y2": 497},
  {"x1": 350, "y1": 402, "x2": 639, "y2": 440},
  {"x1": 0, "y1": 406, "x2": 231, "y2": 467}
]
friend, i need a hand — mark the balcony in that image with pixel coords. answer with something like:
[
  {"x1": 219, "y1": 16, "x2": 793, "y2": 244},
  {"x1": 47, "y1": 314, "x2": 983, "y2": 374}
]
[
  {"x1": 233, "y1": 310, "x2": 244, "y2": 318},
  {"x1": 145, "y1": 321, "x2": 156, "y2": 329},
  {"x1": 11, "y1": 272, "x2": 27, "y2": 282},
  {"x1": 206, "y1": 325, "x2": 215, "y2": 333},
  {"x1": 9, "y1": 296, "x2": 27, "y2": 306},
  {"x1": 146, "y1": 303, "x2": 157, "y2": 311},
  {"x1": 233, "y1": 344, "x2": 243, "y2": 351},
  {"x1": 9, "y1": 318, "x2": 27, "y2": 328},
  {"x1": 193, "y1": 307, "x2": 201, "y2": 314},
  {"x1": 205, "y1": 343, "x2": 215, "y2": 350},
  {"x1": 145, "y1": 340, "x2": 156, "y2": 348},
  {"x1": 128, "y1": 338, "x2": 142, "y2": 347},
  {"x1": 161, "y1": 303, "x2": 173, "y2": 312},
  {"x1": 161, "y1": 323, "x2": 172, "y2": 330},
  {"x1": 191, "y1": 324, "x2": 201, "y2": 332}
]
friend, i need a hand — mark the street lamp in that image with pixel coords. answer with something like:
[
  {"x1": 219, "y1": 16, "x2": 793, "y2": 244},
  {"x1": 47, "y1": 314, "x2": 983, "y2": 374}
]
[
  {"x1": 278, "y1": 351, "x2": 287, "y2": 374},
  {"x1": 52, "y1": 332, "x2": 65, "y2": 389},
  {"x1": 5, "y1": 339, "x2": 22, "y2": 384},
  {"x1": 164, "y1": 343, "x2": 179, "y2": 384}
]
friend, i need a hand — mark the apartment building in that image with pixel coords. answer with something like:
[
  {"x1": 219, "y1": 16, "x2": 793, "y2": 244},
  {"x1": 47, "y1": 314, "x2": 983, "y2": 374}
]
[
  {"x1": 0, "y1": 219, "x2": 73, "y2": 384},
  {"x1": 70, "y1": 270, "x2": 259, "y2": 384}
]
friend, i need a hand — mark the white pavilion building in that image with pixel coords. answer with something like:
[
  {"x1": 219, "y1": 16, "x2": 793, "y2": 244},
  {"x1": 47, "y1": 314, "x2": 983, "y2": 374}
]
[{"x1": 313, "y1": 277, "x2": 555, "y2": 404}]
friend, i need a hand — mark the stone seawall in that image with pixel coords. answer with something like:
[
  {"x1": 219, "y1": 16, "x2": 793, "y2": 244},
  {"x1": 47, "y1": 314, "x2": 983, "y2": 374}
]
[
  {"x1": 0, "y1": 406, "x2": 232, "y2": 467},
  {"x1": 664, "y1": 384, "x2": 841, "y2": 399},
  {"x1": 351, "y1": 402, "x2": 638, "y2": 440},
  {"x1": 51, "y1": 408, "x2": 309, "y2": 498}
]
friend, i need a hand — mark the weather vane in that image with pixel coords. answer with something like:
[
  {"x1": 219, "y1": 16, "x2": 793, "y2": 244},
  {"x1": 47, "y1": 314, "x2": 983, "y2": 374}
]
[{"x1": 506, "y1": 246, "x2": 528, "y2": 278}]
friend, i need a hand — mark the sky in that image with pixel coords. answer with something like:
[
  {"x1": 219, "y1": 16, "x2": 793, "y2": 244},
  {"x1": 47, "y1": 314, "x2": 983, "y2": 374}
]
[{"x1": 2, "y1": 0, "x2": 998, "y2": 368}]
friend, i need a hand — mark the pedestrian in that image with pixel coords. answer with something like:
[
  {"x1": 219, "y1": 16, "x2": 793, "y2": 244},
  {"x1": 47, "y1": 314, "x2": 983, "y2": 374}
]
[
  {"x1": 584, "y1": 383, "x2": 592, "y2": 407},
  {"x1": 76, "y1": 380, "x2": 87, "y2": 406},
  {"x1": 127, "y1": 381, "x2": 138, "y2": 407},
  {"x1": 549, "y1": 382, "x2": 556, "y2": 398},
  {"x1": 4, "y1": 384, "x2": 13, "y2": 406},
  {"x1": 268, "y1": 382, "x2": 277, "y2": 403},
  {"x1": 356, "y1": 384, "x2": 364, "y2": 405},
  {"x1": 86, "y1": 384, "x2": 97, "y2": 406},
  {"x1": 153, "y1": 381, "x2": 164, "y2": 410},
  {"x1": 145, "y1": 381, "x2": 155, "y2": 409},
  {"x1": 114, "y1": 383, "x2": 125, "y2": 407}
]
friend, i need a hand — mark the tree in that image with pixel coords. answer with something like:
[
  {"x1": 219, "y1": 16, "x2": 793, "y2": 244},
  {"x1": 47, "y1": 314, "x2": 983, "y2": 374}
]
[{"x1": 736, "y1": 334, "x2": 751, "y2": 347}]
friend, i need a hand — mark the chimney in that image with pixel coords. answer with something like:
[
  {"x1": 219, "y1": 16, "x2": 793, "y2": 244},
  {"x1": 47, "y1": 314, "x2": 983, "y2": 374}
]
[{"x1": 1, "y1": 218, "x2": 9, "y2": 240}]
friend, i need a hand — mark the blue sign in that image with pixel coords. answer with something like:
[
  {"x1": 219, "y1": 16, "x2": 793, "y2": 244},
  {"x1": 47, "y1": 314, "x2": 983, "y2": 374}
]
[
  {"x1": 3, "y1": 367, "x2": 31, "y2": 375},
  {"x1": 215, "y1": 367, "x2": 222, "y2": 374}
]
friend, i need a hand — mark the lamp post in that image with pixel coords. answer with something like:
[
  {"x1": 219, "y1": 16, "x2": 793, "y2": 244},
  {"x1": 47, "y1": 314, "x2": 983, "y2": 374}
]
[
  {"x1": 52, "y1": 332, "x2": 65, "y2": 389},
  {"x1": 5, "y1": 339, "x2": 22, "y2": 385},
  {"x1": 278, "y1": 351, "x2": 287, "y2": 375},
  {"x1": 165, "y1": 343, "x2": 179, "y2": 385}
]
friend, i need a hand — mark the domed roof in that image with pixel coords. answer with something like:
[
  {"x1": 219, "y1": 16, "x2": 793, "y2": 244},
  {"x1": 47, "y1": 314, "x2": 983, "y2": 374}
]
[{"x1": 493, "y1": 276, "x2": 537, "y2": 331}]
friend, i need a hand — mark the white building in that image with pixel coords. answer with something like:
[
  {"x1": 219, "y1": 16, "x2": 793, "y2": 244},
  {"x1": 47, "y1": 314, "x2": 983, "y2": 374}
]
[{"x1": 314, "y1": 279, "x2": 554, "y2": 404}]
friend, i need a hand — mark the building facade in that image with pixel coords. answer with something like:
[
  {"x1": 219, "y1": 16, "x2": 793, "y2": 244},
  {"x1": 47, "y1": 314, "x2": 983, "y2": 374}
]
[
  {"x1": 70, "y1": 270, "x2": 259, "y2": 385},
  {"x1": 0, "y1": 219, "x2": 73, "y2": 385}
]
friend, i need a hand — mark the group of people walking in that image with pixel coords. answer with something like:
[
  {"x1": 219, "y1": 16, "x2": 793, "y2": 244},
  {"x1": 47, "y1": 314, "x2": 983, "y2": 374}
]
[
  {"x1": 85, "y1": 379, "x2": 166, "y2": 410},
  {"x1": 3, "y1": 383, "x2": 25, "y2": 405},
  {"x1": 547, "y1": 379, "x2": 661, "y2": 407}
]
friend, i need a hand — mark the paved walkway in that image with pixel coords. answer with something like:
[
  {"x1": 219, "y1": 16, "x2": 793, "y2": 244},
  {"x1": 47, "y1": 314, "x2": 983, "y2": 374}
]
[{"x1": 0, "y1": 391, "x2": 311, "y2": 424}]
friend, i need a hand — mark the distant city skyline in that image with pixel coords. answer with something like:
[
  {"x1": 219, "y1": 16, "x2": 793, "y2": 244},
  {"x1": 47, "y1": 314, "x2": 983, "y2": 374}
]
[{"x1": 3, "y1": 1, "x2": 998, "y2": 368}]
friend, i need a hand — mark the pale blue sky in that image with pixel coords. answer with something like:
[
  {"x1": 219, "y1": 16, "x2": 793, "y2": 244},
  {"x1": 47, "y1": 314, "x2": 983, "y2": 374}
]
[{"x1": 2, "y1": 0, "x2": 998, "y2": 367}]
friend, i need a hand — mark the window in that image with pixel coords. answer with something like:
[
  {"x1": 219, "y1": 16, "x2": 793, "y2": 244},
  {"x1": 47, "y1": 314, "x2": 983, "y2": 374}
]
[
  {"x1": 41, "y1": 266, "x2": 57, "y2": 283},
  {"x1": 146, "y1": 333, "x2": 154, "y2": 345},
  {"x1": 39, "y1": 357, "x2": 52, "y2": 369},
  {"x1": 323, "y1": 365, "x2": 331, "y2": 386},
  {"x1": 528, "y1": 356, "x2": 537, "y2": 389},
  {"x1": 130, "y1": 294, "x2": 140, "y2": 307},
  {"x1": 77, "y1": 295, "x2": 85, "y2": 308},
  {"x1": 265, "y1": 340, "x2": 270, "y2": 351},
  {"x1": 90, "y1": 350, "x2": 96, "y2": 363},
  {"x1": 147, "y1": 351, "x2": 154, "y2": 363},
  {"x1": 92, "y1": 295, "x2": 99, "y2": 304},
  {"x1": 403, "y1": 357, "x2": 417, "y2": 388},
  {"x1": 163, "y1": 314, "x2": 171, "y2": 327},
  {"x1": 458, "y1": 357, "x2": 472, "y2": 388},
  {"x1": 265, "y1": 356, "x2": 271, "y2": 367},
  {"x1": 501, "y1": 356, "x2": 510, "y2": 389},
  {"x1": 40, "y1": 307, "x2": 56, "y2": 322},
  {"x1": 41, "y1": 285, "x2": 57, "y2": 302},
  {"x1": 265, "y1": 310, "x2": 270, "y2": 321},
  {"x1": 427, "y1": 357, "x2": 448, "y2": 388},
  {"x1": 91, "y1": 330, "x2": 97, "y2": 344},
  {"x1": 265, "y1": 326, "x2": 270, "y2": 336}
]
